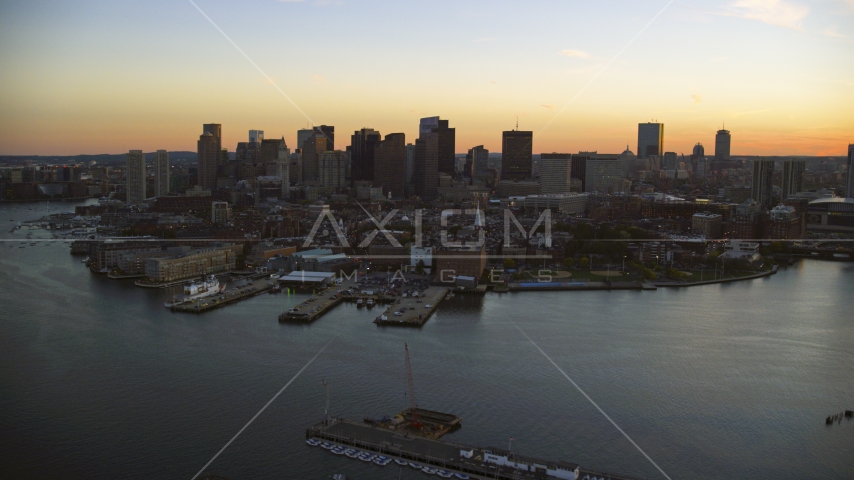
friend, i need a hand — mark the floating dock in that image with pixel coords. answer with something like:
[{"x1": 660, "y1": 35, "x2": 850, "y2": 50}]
[
  {"x1": 170, "y1": 277, "x2": 277, "y2": 313},
  {"x1": 306, "y1": 417, "x2": 643, "y2": 480}
]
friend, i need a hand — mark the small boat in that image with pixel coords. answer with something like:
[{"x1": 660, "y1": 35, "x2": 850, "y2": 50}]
[
  {"x1": 345, "y1": 450, "x2": 360, "y2": 458},
  {"x1": 366, "y1": 298, "x2": 374, "y2": 307},
  {"x1": 409, "y1": 462, "x2": 422, "y2": 469},
  {"x1": 306, "y1": 438, "x2": 321, "y2": 446},
  {"x1": 454, "y1": 475, "x2": 470, "y2": 480},
  {"x1": 437, "y1": 470, "x2": 453, "y2": 478},
  {"x1": 422, "y1": 466, "x2": 438, "y2": 474},
  {"x1": 394, "y1": 459, "x2": 408, "y2": 466},
  {"x1": 331, "y1": 447, "x2": 346, "y2": 455},
  {"x1": 356, "y1": 299, "x2": 364, "y2": 307},
  {"x1": 320, "y1": 442, "x2": 334, "y2": 449}
]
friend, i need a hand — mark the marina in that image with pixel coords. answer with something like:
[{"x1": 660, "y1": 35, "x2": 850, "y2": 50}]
[{"x1": 169, "y1": 276, "x2": 278, "y2": 313}]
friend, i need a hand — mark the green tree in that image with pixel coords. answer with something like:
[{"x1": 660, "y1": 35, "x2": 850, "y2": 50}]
[
  {"x1": 579, "y1": 257, "x2": 590, "y2": 269},
  {"x1": 503, "y1": 258, "x2": 516, "y2": 269},
  {"x1": 564, "y1": 257, "x2": 575, "y2": 268},
  {"x1": 415, "y1": 259, "x2": 425, "y2": 275}
]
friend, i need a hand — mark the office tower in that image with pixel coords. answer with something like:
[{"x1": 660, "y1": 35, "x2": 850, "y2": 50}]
[
  {"x1": 418, "y1": 117, "x2": 455, "y2": 176},
  {"x1": 198, "y1": 131, "x2": 219, "y2": 190},
  {"x1": 413, "y1": 135, "x2": 438, "y2": 199},
  {"x1": 154, "y1": 150, "x2": 169, "y2": 197},
  {"x1": 277, "y1": 142, "x2": 290, "y2": 198},
  {"x1": 318, "y1": 150, "x2": 347, "y2": 190},
  {"x1": 847, "y1": 144, "x2": 854, "y2": 198},
  {"x1": 782, "y1": 159, "x2": 806, "y2": 201},
  {"x1": 301, "y1": 135, "x2": 328, "y2": 183},
  {"x1": 350, "y1": 128, "x2": 382, "y2": 184},
  {"x1": 467, "y1": 145, "x2": 490, "y2": 178},
  {"x1": 751, "y1": 159, "x2": 775, "y2": 209},
  {"x1": 261, "y1": 138, "x2": 288, "y2": 176},
  {"x1": 637, "y1": 122, "x2": 664, "y2": 159},
  {"x1": 373, "y1": 133, "x2": 406, "y2": 199},
  {"x1": 249, "y1": 130, "x2": 264, "y2": 143},
  {"x1": 585, "y1": 154, "x2": 623, "y2": 193},
  {"x1": 692, "y1": 144, "x2": 704, "y2": 159},
  {"x1": 297, "y1": 129, "x2": 314, "y2": 152},
  {"x1": 663, "y1": 151, "x2": 678, "y2": 170},
  {"x1": 203, "y1": 123, "x2": 221, "y2": 150},
  {"x1": 539, "y1": 153, "x2": 572, "y2": 195},
  {"x1": 220, "y1": 148, "x2": 229, "y2": 166},
  {"x1": 715, "y1": 127, "x2": 731, "y2": 161},
  {"x1": 126, "y1": 150, "x2": 146, "y2": 204},
  {"x1": 501, "y1": 129, "x2": 533, "y2": 181},
  {"x1": 571, "y1": 152, "x2": 593, "y2": 192},
  {"x1": 405, "y1": 143, "x2": 415, "y2": 184}
]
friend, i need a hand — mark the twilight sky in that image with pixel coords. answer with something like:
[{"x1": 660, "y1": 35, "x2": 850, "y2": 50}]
[{"x1": 0, "y1": 0, "x2": 851, "y2": 156}]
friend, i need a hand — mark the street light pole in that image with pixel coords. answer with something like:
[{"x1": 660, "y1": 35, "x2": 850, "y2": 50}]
[{"x1": 322, "y1": 380, "x2": 330, "y2": 425}]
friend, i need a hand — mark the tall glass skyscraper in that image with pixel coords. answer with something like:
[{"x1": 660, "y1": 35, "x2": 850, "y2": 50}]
[{"x1": 637, "y1": 122, "x2": 663, "y2": 159}]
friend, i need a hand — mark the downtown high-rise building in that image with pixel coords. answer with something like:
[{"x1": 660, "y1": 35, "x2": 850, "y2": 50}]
[
  {"x1": 413, "y1": 134, "x2": 438, "y2": 199},
  {"x1": 781, "y1": 159, "x2": 806, "y2": 201},
  {"x1": 419, "y1": 117, "x2": 455, "y2": 176},
  {"x1": 847, "y1": 144, "x2": 854, "y2": 198},
  {"x1": 571, "y1": 152, "x2": 593, "y2": 192},
  {"x1": 318, "y1": 150, "x2": 347, "y2": 190},
  {"x1": 299, "y1": 126, "x2": 334, "y2": 183},
  {"x1": 126, "y1": 150, "x2": 146, "y2": 204},
  {"x1": 349, "y1": 128, "x2": 382, "y2": 184},
  {"x1": 197, "y1": 126, "x2": 220, "y2": 190},
  {"x1": 715, "y1": 128, "x2": 731, "y2": 161},
  {"x1": 501, "y1": 129, "x2": 533, "y2": 181},
  {"x1": 637, "y1": 122, "x2": 663, "y2": 159},
  {"x1": 585, "y1": 154, "x2": 623, "y2": 193},
  {"x1": 373, "y1": 133, "x2": 406, "y2": 199},
  {"x1": 249, "y1": 129, "x2": 264, "y2": 143},
  {"x1": 752, "y1": 159, "x2": 775, "y2": 210},
  {"x1": 405, "y1": 143, "x2": 416, "y2": 185},
  {"x1": 466, "y1": 145, "x2": 490, "y2": 178},
  {"x1": 539, "y1": 153, "x2": 572, "y2": 195},
  {"x1": 154, "y1": 150, "x2": 169, "y2": 197}
]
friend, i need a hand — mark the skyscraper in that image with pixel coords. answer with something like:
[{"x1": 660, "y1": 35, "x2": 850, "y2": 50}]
[
  {"x1": 692, "y1": 144, "x2": 704, "y2": 159},
  {"x1": 413, "y1": 135, "x2": 438, "y2": 199},
  {"x1": 203, "y1": 123, "x2": 222, "y2": 163},
  {"x1": 299, "y1": 126, "x2": 334, "y2": 183},
  {"x1": 277, "y1": 142, "x2": 290, "y2": 199},
  {"x1": 539, "y1": 153, "x2": 572, "y2": 195},
  {"x1": 249, "y1": 129, "x2": 264, "y2": 143},
  {"x1": 374, "y1": 133, "x2": 406, "y2": 199},
  {"x1": 405, "y1": 143, "x2": 416, "y2": 185},
  {"x1": 501, "y1": 129, "x2": 533, "y2": 181},
  {"x1": 350, "y1": 128, "x2": 382, "y2": 184},
  {"x1": 467, "y1": 145, "x2": 490, "y2": 178},
  {"x1": 318, "y1": 150, "x2": 347, "y2": 190},
  {"x1": 637, "y1": 122, "x2": 663, "y2": 159},
  {"x1": 715, "y1": 128, "x2": 731, "y2": 161},
  {"x1": 154, "y1": 150, "x2": 169, "y2": 197},
  {"x1": 571, "y1": 152, "x2": 593, "y2": 192},
  {"x1": 663, "y1": 151, "x2": 678, "y2": 170},
  {"x1": 847, "y1": 144, "x2": 854, "y2": 198},
  {"x1": 585, "y1": 154, "x2": 623, "y2": 193},
  {"x1": 197, "y1": 130, "x2": 219, "y2": 190},
  {"x1": 752, "y1": 159, "x2": 775, "y2": 209},
  {"x1": 261, "y1": 138, "x2": 287, "y2": 176},
  {"x1": 419, "y1": 117, "x2": 455, "y2": 176},
  {"x1": 126, "y1": 150, "x2": 146, "y2": 204},
  {"x1": 781, "y1": 159, "x2": 806, "y2": 201}
]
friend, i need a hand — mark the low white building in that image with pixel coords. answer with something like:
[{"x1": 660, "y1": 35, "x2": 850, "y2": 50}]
[
  {"x1": 721, "y1": 240, "x2": 761, "y2": 261},
  {"x1": 411, "y1": 247, "x2": 433, "y2": 273}
]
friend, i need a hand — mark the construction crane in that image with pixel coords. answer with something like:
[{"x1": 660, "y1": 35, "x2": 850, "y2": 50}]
[{"x1": 404, "y1": 343, "x2": 423, "y2": 430}]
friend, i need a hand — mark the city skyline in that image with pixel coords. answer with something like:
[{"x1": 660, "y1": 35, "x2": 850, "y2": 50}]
[{"x1": 0, "y1": 0, "x2": 852, "y2": 156}]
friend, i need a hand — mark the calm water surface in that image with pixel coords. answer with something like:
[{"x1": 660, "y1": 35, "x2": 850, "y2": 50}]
[{"x1": 1, "y1": 200, "x2": 853, "y2": 479}]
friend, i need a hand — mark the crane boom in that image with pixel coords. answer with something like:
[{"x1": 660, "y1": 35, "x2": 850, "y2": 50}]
[{"x1": 404, "y1": 343, "x2": 422, "y2": 429}]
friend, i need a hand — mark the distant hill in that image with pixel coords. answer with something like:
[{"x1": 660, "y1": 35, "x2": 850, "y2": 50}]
[{"x1": 0, "y1": 151, "x2": 199, "y2": 165}]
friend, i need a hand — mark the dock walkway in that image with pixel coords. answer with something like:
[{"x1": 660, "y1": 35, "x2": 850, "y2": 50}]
[{"x1": 373, "y1": 286, "x2": 450, "y2": 327}]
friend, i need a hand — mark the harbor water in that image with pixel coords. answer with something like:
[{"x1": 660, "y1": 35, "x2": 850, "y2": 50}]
[{"x1": 1, "y1": 200, "x2": 853, "y2": 479}]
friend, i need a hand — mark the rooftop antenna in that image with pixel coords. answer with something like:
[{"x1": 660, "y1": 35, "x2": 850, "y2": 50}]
[{"x1": 516, "y1": 117, "x2": 518, "y2": 130}]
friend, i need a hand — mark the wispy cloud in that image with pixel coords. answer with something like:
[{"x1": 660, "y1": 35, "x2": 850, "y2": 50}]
[
  {"x1": 721, "y1": 0, "x2": 810, "y2": 30},
  {"x1": 692, "y1": 94, "x2": 702, "y2": 104},
  {"x1": 821, "y1": 27, "x2": 848, "y2": 38},
  {"x1": 559, "y1": 49, "x2": 589, "y2": 58},
  {"x1": 540, "y1": 104, "x2": 555, "y2": 110},
  {"x1": 473, "y1": 37, "x2": 498, "y2": 43}
]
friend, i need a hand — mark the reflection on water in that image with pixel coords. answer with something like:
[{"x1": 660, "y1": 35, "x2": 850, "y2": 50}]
[{"x1": 1, "y1": 200, "x2": 852, "y2": 480}]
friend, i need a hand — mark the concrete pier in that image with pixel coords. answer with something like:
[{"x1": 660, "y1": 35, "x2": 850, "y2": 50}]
[{"x1": 373, "y1": 286, "x2": 450, "y2": 327}]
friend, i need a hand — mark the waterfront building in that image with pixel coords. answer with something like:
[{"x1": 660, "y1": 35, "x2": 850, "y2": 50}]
[
  {"x1": 125, "y1": 150, "x2": 146, "y2": 204},
  {"x1": 766, "y1": 204, "x2": 803, "y2": 239},
  {"x1": 692, "y1": 212, "x2": 722, "y2": 239},
  {"x1": 715, "y1": 127, "x2": 731, "y2": 161},
  {"x1": 154, "y1": 150, "x2": 169, "y2": 197},
  {"x1": 501, "y1": 129, "x2": 533, "y2": 181},
  {"x1": 637, "y1": 122, "x2": 663, "y2": 158},
  {"x1": 722, "y1": 240, "x2": 760, "y2": 261},
  {"x1": 349, "y1": 128, "x2": 381, "y2": 184},
  {"x1": 373, "y1": 133, "x2": 406, "y2": 199},
  {"x1": 539, "y1": 153, "x2": 572, "y2": 195},
  {"x1": 781, "y1": 159, "x2": 806, "y2": 201},
  {"x1": 434, "y1": 245, "x2": 487, "y2": 281},
  {"x1": 143, "y1": 244, "x2": 242, "y2": 283},
  {"x1": 411, "y1": 247, "x2": 433, "y2": 273}
]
